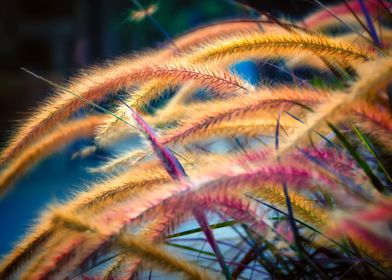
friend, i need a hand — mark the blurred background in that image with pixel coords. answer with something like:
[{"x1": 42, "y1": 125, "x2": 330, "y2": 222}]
[{"x1": 0, "y1": 0, "x2": 339, "y2": 256}]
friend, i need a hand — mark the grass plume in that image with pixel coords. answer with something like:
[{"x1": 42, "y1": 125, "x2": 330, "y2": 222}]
[
  {"x1": 0, "y1": 115, "x2": 104, "y2": 196},
  {"x1": 1, "y1": 4, "x2": 392, "y2": 279},
  {"x1": 188, "y1": 31, "x2": 373, "y2": 66}
]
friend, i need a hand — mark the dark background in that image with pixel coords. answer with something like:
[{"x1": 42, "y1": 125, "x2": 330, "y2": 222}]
[{"x1": 0, "y1": 0, "x2": 340, "y2": 256}]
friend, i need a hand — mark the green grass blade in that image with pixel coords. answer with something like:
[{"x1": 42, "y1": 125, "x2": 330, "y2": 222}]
[
  {"x1": 165, "y1": 242, "x2": 216, "y2": 257},
  {"x1": 166, "y1": 221, "x2": 237, "y2": 239},
  {"x1": 352, "y1": 123, "x2": 392, "y2": 184},
  {"x1": 327, "y1": 122, "x2": 386, "y2": 193}
]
